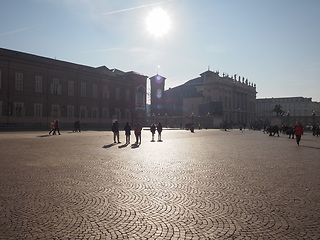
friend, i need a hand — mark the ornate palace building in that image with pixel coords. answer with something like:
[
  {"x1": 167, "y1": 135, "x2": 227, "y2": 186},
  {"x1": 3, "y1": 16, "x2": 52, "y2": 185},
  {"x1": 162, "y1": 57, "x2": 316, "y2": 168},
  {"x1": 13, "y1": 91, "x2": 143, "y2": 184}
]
[
  {"x1": 0, "y1": 48, "x2": 147, "y2": 129},
  {"x1": 164, "y1": 69, "x2": 257, "y2": 127}
]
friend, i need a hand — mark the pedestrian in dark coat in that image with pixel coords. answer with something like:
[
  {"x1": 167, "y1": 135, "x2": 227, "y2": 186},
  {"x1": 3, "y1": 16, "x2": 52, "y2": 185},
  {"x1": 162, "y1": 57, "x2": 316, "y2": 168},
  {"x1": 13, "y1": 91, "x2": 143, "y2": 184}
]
[
  {"x1": 312, "y1": 124, "x2": 316, "y2": 136},
  {"x1": 135, "y1": 123, "x2": 142, "y2": 145},
  {"x1": 150, "y1": 123, "x2": 156, "y2": 142},
  {"x1": 73, "y1": 120, "x2": 81, "y2": 132},
  {"x1": 157, "y1": 122, "x2": 163, "y2": 141},
  {"x1": 112, "y1": 121, "x2": 120, "y2": 143},
  {"x1": 124, "y1": 122, "x2": 131, "y2": 144},
  {"x1": 316, "y1": 124, "x2": 320, "y2": 137},
  {"x1": 53, "y1": 119, "x2": 61, "y2": 135}
]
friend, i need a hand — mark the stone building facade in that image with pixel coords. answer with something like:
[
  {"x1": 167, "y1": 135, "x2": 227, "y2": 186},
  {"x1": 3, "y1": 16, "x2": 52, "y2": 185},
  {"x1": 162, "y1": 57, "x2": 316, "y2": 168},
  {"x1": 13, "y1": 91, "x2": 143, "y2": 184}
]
[
  {"x1": 0, "y1": 48, "x2": 147, "y2": 129},
  {"x1": 164, "y1": 70, "x2": 257, "y2": 128},
  {"x1": 256, "y1": 97, "x2": 320, "y2": 125}
]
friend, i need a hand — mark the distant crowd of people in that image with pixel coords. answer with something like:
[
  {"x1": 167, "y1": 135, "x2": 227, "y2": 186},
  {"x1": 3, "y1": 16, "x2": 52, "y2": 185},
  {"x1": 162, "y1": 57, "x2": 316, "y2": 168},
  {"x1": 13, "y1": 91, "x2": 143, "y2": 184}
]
[
  {"x1": 112, "y1": 121, "x2": 163, "y2": 145},
  {"x1": 264, "y1": 121, "x2": 306, "y2": 146},
  {"x1": 48, "y1": 119, "x2": 81, "y2": 135},
  {"x1": 48, "y1": 119, "x2": 164, "y2": 144},
  {"x1": 48, "y1": 118, "x2": 317, "y2": 148}
]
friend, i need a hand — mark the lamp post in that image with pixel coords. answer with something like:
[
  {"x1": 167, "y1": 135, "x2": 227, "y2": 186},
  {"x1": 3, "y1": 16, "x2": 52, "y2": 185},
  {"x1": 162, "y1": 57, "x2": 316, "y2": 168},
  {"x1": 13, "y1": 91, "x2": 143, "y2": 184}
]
[
  {"x1": 164, "y1": 113, "x2": 168, "y2": 128},
  {"x1": 190, "y1": 112, "x2": 194, "y2": 132},
  {"x1": 312, "y1": 110, "x2": 316, "y2": 126},
  {"x1": 286, "y1": 111, "x2": 290, "y2": 126},
  {"x1": 152, "y1": 113, "x2": 155, "y2": 124},
  {"x1": 206, "y1": 112, "x2": 210, "y2": 129},
  {"x1": 212, "y1": 110, "x2": 215, "y2": 128}
]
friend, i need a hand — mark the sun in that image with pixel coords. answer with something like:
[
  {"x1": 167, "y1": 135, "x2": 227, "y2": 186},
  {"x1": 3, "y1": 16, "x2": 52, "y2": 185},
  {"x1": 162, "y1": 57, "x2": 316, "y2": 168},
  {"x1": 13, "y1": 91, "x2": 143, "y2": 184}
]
[{"x1": 146, "y1": 8, "x2": 171, "y2": 37}]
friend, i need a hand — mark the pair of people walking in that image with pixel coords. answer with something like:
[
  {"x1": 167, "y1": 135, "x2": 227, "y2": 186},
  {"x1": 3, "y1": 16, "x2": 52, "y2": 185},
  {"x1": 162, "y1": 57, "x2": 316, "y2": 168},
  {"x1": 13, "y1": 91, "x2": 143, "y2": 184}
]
[
  {"x1": 48, "y1": 119, "x2": 61, "y2": 135},
  {"x1": 151, "y1": 122, "x2": 162, "y2": 142},
  {"x1": 123, "y1": 122, "x2": 142, "y2": 145}
]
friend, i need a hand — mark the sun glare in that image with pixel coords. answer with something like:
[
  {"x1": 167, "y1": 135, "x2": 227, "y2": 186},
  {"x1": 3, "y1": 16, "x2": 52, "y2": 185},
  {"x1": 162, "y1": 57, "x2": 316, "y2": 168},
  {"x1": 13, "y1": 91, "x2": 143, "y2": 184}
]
[{"x1": 146, "y1": 8, "x2": 171, "y2": 37}]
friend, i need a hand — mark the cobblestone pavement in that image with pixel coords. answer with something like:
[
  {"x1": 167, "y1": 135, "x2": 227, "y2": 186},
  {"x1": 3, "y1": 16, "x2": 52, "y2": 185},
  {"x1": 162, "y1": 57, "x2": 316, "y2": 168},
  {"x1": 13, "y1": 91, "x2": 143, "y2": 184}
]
[{"x1": 0, "y1": 129, "x2": 319, "y2": 239}]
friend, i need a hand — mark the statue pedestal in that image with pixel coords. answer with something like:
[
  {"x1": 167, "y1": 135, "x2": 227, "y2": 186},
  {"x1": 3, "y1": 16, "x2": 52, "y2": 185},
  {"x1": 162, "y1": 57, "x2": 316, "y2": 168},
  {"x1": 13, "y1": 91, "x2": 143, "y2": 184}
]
[{"x1": 270, "y1": 116, "x2": 282, "y2": 127}]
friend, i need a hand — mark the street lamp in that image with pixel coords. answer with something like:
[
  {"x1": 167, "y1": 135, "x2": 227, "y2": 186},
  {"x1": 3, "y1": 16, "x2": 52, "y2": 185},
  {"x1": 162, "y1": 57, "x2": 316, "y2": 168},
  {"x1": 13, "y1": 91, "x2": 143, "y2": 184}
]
[
  {"x1": 312, "y1": 110, "x2": 316, "y2": 125},
  {"x1": 152, "y1": 113, "x2": 155, "y2": 124},
  {"x1": 286, "y1": 111, "x2": 290, "y2": 125},
  {"x1": 207, "y1": 112, "x2": 210, "y2": 129},
  {"x1": 164, "y1": 113, "x2": 168, "y2": 128},
  {"x1": 190, "y1": 112, "x2": 194, "y2": 132}
]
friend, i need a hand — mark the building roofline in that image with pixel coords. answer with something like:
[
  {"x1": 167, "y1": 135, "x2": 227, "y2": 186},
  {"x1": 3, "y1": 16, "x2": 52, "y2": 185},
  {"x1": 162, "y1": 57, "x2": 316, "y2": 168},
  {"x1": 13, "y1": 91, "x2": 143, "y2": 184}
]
[
  {"x1": 0, "y1": 47, "x2": 118, "y2": 76},
  {"x1": 257, "y1": 96, "x2": 311, "y2": 100}
]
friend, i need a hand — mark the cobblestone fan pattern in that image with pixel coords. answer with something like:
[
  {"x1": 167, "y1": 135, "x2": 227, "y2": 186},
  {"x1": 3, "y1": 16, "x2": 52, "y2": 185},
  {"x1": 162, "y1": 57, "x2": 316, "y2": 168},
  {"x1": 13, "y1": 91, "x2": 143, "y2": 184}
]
[{"x1": 0, "y1": 130, "x2": 319, "y2": 239}]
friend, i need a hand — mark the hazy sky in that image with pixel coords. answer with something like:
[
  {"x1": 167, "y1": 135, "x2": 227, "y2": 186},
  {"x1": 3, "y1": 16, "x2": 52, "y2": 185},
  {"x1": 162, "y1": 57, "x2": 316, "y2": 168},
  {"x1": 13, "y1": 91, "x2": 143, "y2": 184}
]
[{"x1": 1, "y1": 0, "x2": 320, "y2": 101}]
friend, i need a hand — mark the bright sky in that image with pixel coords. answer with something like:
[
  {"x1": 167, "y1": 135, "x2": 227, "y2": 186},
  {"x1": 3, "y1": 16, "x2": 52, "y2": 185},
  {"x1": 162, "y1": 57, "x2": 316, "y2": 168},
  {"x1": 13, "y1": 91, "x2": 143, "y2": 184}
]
[{"x1": 1, "y1": 0, "x2": 320, "y2": 102}]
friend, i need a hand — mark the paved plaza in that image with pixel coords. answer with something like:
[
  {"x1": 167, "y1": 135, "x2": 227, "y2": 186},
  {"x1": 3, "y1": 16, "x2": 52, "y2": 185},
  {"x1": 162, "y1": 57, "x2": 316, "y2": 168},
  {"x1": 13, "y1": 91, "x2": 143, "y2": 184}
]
[{"x1": 0, "y1": 129, "x2": 319, "y2": 239}]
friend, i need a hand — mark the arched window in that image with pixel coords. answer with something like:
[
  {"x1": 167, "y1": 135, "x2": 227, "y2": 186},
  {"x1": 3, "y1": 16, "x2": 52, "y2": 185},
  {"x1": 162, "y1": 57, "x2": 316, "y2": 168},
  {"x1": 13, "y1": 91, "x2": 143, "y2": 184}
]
[{"x1": 136, "y1": 85, "x2": 146, "y2": 107}]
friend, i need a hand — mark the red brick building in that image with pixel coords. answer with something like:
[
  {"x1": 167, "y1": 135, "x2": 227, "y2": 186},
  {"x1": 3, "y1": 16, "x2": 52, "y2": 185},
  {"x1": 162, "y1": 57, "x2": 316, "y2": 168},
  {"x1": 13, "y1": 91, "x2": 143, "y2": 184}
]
[{"x1": 0, "y1": 48, "x2": 147, "y2": 129}]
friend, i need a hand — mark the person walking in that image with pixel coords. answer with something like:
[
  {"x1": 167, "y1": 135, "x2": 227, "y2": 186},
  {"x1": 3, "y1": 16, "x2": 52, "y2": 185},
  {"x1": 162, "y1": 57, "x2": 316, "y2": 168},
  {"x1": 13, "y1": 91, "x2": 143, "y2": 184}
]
[
  {"x1": 312, "y1": 124, "x2": 316, "y2": 136},
  {"x1": 48, "y1": 120, "x2": 56, "y2": 135},
  {"x1": 157, "y1": 122, "x2": 163, "y2": 141},
  {"x1": 293, "y1": 121, "x2": 304, "y2": 146},
  {"x1": 73, "y1": 120, "x2": 81, "y2": 132},
  {"x1": 150, "y1": 123, "x2": 156, "y2": 142},
  {"x1": 53, "y1": 119, "x2": 61, "y2": 135},
  {"x1": 124, "y1": 122, "x2": 131, "y2": 144},
  {"x1": 112, "y1": 121, "x2": 120, "y2": 143},
  {"x1": 134, "y1": 123, "x2": 142, "y2": 145}
]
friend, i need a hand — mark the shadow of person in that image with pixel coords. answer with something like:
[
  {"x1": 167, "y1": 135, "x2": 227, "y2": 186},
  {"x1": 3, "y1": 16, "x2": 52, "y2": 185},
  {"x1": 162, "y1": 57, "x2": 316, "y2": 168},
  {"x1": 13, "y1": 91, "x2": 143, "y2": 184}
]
[
  {"x1": 301, "y1": 145, "x2": 320, "y2": 150},
  {"x1": 103, "y1": 143, "x2": 116, "y2": 149},
  {"x1": 37, "y1": 135, "x2": 51, "y2": 138},
  {"x1": 157, "y1": 140, "x2": 163, "y2": 142},
  {"x1": 118, "y1": 143, "x2": 129, "y2": 149},
  {"x1": 131, "y1": 143, "x2": 140, "y2": 149}
]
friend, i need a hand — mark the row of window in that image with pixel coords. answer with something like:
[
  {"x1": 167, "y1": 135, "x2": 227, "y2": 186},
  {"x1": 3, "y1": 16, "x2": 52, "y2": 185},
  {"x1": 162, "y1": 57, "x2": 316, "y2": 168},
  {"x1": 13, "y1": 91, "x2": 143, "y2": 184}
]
[
  {"x1": 3, "y1": 71, "x2": 131, "y2": 101},
  {"x1": 6, "y1": 102, "x2": 131, "y2": 120}
]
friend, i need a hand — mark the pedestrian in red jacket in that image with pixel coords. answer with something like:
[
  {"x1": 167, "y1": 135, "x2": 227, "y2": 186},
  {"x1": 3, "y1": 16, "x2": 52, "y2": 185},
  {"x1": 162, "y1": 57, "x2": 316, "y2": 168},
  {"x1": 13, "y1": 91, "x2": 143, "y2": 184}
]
[{"x1": 293, "y1": 121, "x2": 304, "y2": 146}]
